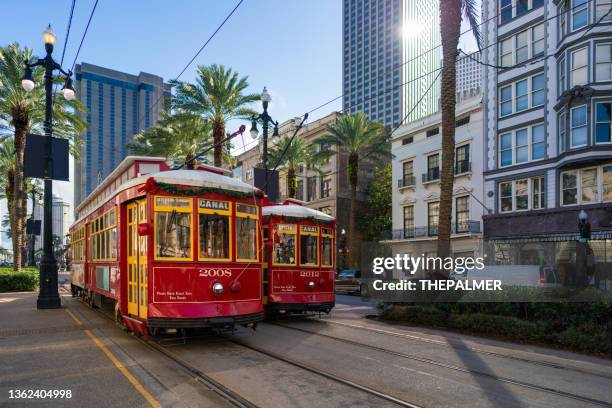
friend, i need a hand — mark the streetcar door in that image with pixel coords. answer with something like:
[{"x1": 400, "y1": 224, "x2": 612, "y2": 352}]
[
  {"x1": 137, "y1": 199, "x2": 148, "y2": 319},
  {"x1": 127, "y1": 203, "x2": 138, "y2": 316}
]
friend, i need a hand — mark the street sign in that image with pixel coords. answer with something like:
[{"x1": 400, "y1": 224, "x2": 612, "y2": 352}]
[
  {"x1": 24, "y1": 133, "x2": 69, "y2": 181},
  {"x1": 254, "y1": 167, "x2": 279, "y2": 203},
  {"x1": 26, "y1": 219, "x2": 41, "y2": 235}
]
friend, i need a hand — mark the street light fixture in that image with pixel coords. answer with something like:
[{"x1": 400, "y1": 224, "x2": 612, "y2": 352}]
[
  {"x1": 250, "y1": 87, "x2": 280, "y2": 194},
  {"x1": 21, "y1": 25, "x2": 75, "y2": 309}
]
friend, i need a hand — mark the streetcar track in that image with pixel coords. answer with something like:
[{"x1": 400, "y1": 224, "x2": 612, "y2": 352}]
[
  {"x1": 271, "y1": 322, "x2": 612, "y2": 407},
  {"x1": 320, "y1": 318, "x2": 612, "y2": 381},
  {"x1": 64, "y1": 293, "x2": 260, "y2": 408},
  {"x1": 227, "y1": 336, "x2": 424, "y2": 408}
]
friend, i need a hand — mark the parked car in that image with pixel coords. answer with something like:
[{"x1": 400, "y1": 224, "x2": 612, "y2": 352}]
[{"x1": 335, "y1": 269, "x2": 362, "y2": 295}]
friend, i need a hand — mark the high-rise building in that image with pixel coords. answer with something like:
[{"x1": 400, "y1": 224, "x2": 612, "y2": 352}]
[
  {"x1": 481, "y1": 0, "x2": 612, "y2": 281},
  {"x1": 342, "y1": 0, "x2": 441, "y2": 127},
  {"x1": 74, "y1": 63, "x2": 170, "y2": 208}
]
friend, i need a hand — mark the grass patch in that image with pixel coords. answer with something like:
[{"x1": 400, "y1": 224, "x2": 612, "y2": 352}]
[{"x1": 0, "y1": 268, "x2": 39, "y2": 292}]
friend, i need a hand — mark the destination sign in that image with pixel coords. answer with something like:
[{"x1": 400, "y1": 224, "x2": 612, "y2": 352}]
[
  {"x1": 301, "y1": 225, "x2": 319, "y2": 233},
  {"x1": 199, "y1": 199, "x2": 230, "y2": 211}
]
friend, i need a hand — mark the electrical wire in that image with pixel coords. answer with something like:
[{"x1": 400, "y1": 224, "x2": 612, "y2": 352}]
[{"x1": 70, "y1": 0, "x2": 100, "y2": 71}]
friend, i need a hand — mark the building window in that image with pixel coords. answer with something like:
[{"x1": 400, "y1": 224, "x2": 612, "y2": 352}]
[
  {"x1": 570, "y1": 105, "x2": 588, "y2": 147},
  {"x1": 499, "y1": 72, "x2": 544, "y2": 117},
  {"x1": 455, "y1": 116, "x2": 470, "y2": 127},
  {"x1": 455, "y1": 144, "x2": 470, "y2": 174},
  {"x1": 455, "y1": 196, "x2": 469, "y2": 233},
  {"x1": 500, "y1": 0, "x2": 544, "y2": 23},
  {"x1": 401, "y1": 161, "x2": 414, "y2": 186},
  {"x1": 245, "y1": 168, "x2": 254, "y2": 180},
  {"x1": 402, "y1": 136, "x2": 414, "y2": 145},
  {"x1": 500, "y1": 23, "x2": 544, "y2": 66},
  {"x1": 570, "y1": 47, "x2": 588, "y2": 87},
  {"x1": 307, "y1": 176, "x2": 316, "y2": 201},
  {"x1": 561, "y1": 165, "x2": 612, "y2": 205},
  {"x1": 499, "y1": 176, "x2": 545, "y2": 212},
  {"x1": 596, "y1": 0, "x2": 612, "y2": 21},
  {"x1": 403, "y1": 206, "x2": 414, "y2": 238},
  {"x1": 595, "y1": 102, "x2": 611, "y2": 143},
  {"x1": 558, "y1": 57, "x2": 566, "y2": 95},
  {"x1": 571, "y1": 0, "x2": 588, "y2": 30},
  {"x1": 426, "y1": 154, "x2": 440, "y2": 181},
  {"x1": 297, "y1": 180, "x2": 304, "y2": 200},
  {"x1": 558, "y1": 112, "x2": 567, "y2": 151},
  {"x1": 427, "y1": 202, "x2": 439, "y2": 236},
  {"x1": 321, "y1": 177, "x2": 332, "y2": 198},
  {"x1": 426, "y1": 127, "x2": 439, "y2": 137},
  {"x1": 596, "y1": 43, "x2": 612, "y2": 82},
  {"x1": 498, "y1": 124, "x2": 545, "y2": 167}
]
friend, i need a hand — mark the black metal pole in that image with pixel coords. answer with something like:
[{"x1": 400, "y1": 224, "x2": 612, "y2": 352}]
[
  {"x1": 29, "y1": 188, "x2": 36, "y2": 267},
  {"x1": 37, "y1": 42, "x2": 60, "y2": 309},
  {"x1": 262, "y1": 100, "x2": 269, "y2": 194}
]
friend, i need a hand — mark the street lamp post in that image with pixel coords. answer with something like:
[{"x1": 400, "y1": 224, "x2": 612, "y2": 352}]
[
  {"x1": 22, "y1": 25, "x2": 76, "y2": 309},
  {"x1": 250, "y1": 87, "x2": 279, "y2": 194},
  {"x1": 28, "y1": 187, "x2": 43, "y2": 267}
]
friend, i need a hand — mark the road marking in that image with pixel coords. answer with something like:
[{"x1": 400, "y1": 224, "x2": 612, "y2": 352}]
[
  {"x1": 65, "y1": 309, "x2": 83, "y2": 326},
  {"x1": 65, "y1": 308, "x2": 161, "y2": 408},
  {"x1": 84, "y1": 329, "x2": 162, "y2": 408}
]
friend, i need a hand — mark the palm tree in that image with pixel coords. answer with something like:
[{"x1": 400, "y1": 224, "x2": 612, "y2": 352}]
[
  {"x1": 128, "y1": 112, "x2": 212, "y2": 169},
  {"x1": 268, "y1": 135, "x2": 327, "y2": 199},
  {"x1": 0, "y1": 43, "x2": 86, "y2": 270},
  {"x1": 0, "y1": 138, "x2": 16, "y2": 259},
  {"x1": 172, "y1": 64, "x2": 259, "y2": 167},
  {"x1": 315, "y1": 112, "x2": 391, "y2": 267},
  {"x1": 437, "y1": 0, "x2": 481, "y2": 267}
]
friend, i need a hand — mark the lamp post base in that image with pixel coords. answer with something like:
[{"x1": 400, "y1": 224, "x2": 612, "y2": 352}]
[{"x1": 37, "y1": 260, "x2": 61, "y2": 309}]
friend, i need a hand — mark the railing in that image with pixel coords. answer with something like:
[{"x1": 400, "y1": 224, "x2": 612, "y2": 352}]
[
  {"x1": 455, "y1": 160, "x2": 471, "y2": 175},
  {"x1": 397, "y1": 176, "x2": 416, "y2": 188},
  {"x1": 383, "y1": 220, "x2": 481, "y2": 240},
  {"x1": 422, "y1": 168, "x2": 440, "y2": 183}
]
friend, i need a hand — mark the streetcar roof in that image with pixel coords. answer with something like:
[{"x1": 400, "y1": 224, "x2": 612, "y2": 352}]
[
  {"x1": 262, "y1": 204, "x2": 335, "y2": 222},
  {"x1": 73, "y1": 169, "x2": 261, "y2": 226}
]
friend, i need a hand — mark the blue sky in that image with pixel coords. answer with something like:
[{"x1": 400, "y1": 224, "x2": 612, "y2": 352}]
[{"x1": 0, "y1": 0, "x2": 478, "y2": 232}]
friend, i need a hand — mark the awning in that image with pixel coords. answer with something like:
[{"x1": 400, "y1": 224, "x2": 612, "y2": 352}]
[{"x1": 488, "y1": 230, "x2": 612, "y2": 244}]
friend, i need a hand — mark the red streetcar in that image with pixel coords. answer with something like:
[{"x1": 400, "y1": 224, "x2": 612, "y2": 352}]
[
  {"x1": 70, "y1": 157, "x2": 264, "y2": 335},
  {"x1": 262, "y1": 199, "x2": 336, "y2": 316}
]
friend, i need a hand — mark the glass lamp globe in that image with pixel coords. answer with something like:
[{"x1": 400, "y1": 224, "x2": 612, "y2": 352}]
[
  {"x1": 261, "y1": 87, "x2": 271, "y2": 103},
  {"x1": 62, "y1": 87, "x2": 76, "y2": 100},
  {"x1": 43, "y1": 25, "x2": 56, "y2": 46},
  {"x1": 21, "y1": 79, "x2": 35, "y2": 92}
]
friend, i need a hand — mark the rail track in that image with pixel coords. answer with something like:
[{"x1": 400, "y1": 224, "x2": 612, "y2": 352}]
[
  {"x1": 319, "y1": 318, "x2": 612, "y2": 380},
  {"x1": 272, "y1": 321, "x2": 612, "y2": 407}
]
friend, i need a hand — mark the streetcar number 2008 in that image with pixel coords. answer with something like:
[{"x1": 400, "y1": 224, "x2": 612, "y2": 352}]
[{"x1": 299, "y1": 271, "x2": 319, "y2": 277}]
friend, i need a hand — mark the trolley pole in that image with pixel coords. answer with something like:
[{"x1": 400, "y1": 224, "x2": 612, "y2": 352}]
[{"x1": 21, "y1": 25, "x2": 76, "y2": 309}]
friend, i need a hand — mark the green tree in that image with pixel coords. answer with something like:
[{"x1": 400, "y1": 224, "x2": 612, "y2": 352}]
[
  {"x1": 128, "y1": 112, "x2": 212, "y2": 169},
  {"x1": 315, "y1": 112, "x2": 391, "y2": 267},
  {"x1": 357, "y1": 163, "x2": 392, "y2": 241},
  {"x1": 268, "y1": 135, "x2": 327, "y2": 199},
  {"x1": 172, "y1": 64, "x2": 259, "y2": 167},
  {"x1": 437, "y1": 0, "x2": 481, "y2": 268},
  {"x1": 0, "y1": 43, "x2": 86, "y2": 270}
]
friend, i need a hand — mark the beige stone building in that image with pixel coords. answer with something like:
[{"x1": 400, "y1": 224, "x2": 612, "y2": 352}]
[{"x1": 234, "y1": 111, "x2": 379, "y2": 268}]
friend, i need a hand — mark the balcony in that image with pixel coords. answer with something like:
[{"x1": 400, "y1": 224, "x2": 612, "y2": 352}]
[
  {"x1": 422, "y1": 168, "x2": 440, "y2": 183},
  {"x1": 397, "y1": 175, "x2": 416, "y2": 188},
  {"x1": 455, "y1": 160, "x2": 471, "y2": 175},
  {"x1": 383, "y1": 221, "x2": 481, "y2": 240}
]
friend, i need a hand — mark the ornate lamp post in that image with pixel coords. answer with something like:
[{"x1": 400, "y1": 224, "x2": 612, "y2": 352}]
[
  {"x1": 250, "y1": 87, "x2": 279, "y2": 194},
  {"x1": 22, "y1": 25, "x2": 76, "y2": 309}
]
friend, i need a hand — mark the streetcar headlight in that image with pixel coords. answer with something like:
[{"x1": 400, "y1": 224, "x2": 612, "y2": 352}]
[
  {"x1": 212, "y1": 282, "x2": 224, "y2": 295},
  {"x1": 308, "y1": 281, "x2": 315, "y2": 289}
]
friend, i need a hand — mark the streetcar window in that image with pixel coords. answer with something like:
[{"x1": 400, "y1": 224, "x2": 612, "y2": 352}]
[
  {"x1": 236, "y1": 203, "x2": 258, "y2": 262},
  {"x1": 300, "y1": 225, "x2": 319, "y2": 266},
  {"x1": 155, "y1": 211, "x2": 192, "y2": 259},
  {"x1": 236, "y1": 217, "x2": 257, "y2": 260},
  {"x1": 199, "y1": 214, "x2": 229, "y2": 260},
  {"x1": 322, "y1": 236, "x2": 333, "y2": 267},
  {"x1": 274, "y1": 224, "x2": 296, "y2": 265},
  {"x1": 300, "y1": 235, "x2": 318, "y2": 265}
]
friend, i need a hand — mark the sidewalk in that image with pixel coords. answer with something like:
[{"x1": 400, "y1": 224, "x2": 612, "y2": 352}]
[{"x1": 0, "y1": 292, "x2": 229, "y2": 407}]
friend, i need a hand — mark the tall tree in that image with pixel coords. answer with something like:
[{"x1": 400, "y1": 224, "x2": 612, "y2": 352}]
[
  {"x1": 437, "y1": 0, "x2": 481, "y2": 268},
  {"x1": 357, "y1": 163, "x2": 392, "y2": 242},
  {"x1": 315, "y1": 113, "x2": 391, "y2": 267},
  {"x1": 128, "y1": 112, "x2": 212, "y2": 169},
  {"x1": 172, "y1": 64, "x2": 259, "y2": 167},
  {"x1": 267, "y1": 135, "x2": 327, "y2": 199},
  {"x1": 0, "y1": 43, "x2": 85, "y2": 270}
]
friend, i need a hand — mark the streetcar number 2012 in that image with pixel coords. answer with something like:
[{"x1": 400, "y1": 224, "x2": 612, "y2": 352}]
[{"x1": 299, "y1": 271, "x2": 320, "y2": 277}]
